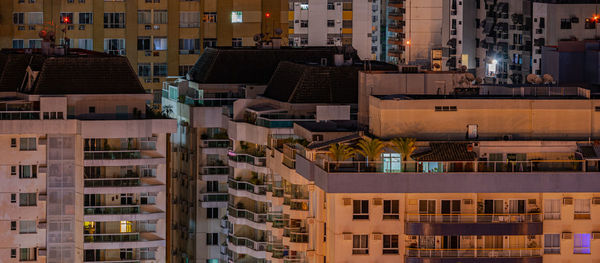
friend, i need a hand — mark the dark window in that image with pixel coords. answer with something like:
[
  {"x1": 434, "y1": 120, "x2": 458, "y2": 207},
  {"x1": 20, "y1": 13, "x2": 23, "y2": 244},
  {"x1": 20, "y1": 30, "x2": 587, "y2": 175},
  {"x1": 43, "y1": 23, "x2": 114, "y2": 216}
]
[
  {"x1": 383, "y1": 200, "x2": 399, "y2": 219},
  {"x1": 207, "y1": 207, "x2": 218, "y2": 218},
  {"x1": 327, "y1": 20, "x2": 335, "y2": 27},
  {"x1": 560, "y1": 18, "x2": 571, "y2": 29},
  {"x1": 11, "y1": 221, "x2": 16, "y2": 230},
  {"x1": 89, "y1": 106, "x2": 95, "y2": 113},
  {"x1": 353, "y1": 200, "x2": 369, "y2": 219},
  {"x1": 11, "y1": 138, "x2": 16, "y2": 147},
  {"x1": 206, "y1": 233, "x2": 218, "y2": 245},
  {"x1": 137, "y1": 37, "x2": 151, "y2": 50}
]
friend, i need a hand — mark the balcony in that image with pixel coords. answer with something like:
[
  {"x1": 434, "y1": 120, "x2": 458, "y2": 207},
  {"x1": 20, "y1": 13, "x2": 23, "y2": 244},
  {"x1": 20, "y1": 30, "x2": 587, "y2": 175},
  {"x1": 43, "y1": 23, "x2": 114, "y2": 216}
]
[
  {"x1": 199, "y1": 192, "x2": 228, "y2": 208},
  {"x1": 200, "y1": 139, "x2": 230, "y2": 148},
  {"x1": 83, "y1": 232, "x2": 164, "y2": 249},
  {"x1": 84, "y1": 205, "x2": 164, "y2": 221},
  {"x1": 228, "y1": 151, "x2": 269, "y2": 173},
  {"x1": 389, "y1": 12, "x2": 404, "y2": 20},
  {"x1": 244, "y1": 111, "x2": 315, "y2": 129},
  {"x1": 228, "y1": 235, "x2": 268, "y2": 259},
  {"x1": 229, "y1": 178, "x2": 268, "y2": 201},
  {"x1": 405, "y1": 248, "x2": 542, "y2": 263},
  {"x1": 84, "y1": 178, "x2": 142, "y2": 187},
  {"x1": 85, "y1": 233, "x2": 140, "y2": 243},
  {"x1": 405, "y1": 213, "x2": 542, "y2": 235},
  {"x1": 389, "y1": 0, "x2": 404, "y2": 8},
  {"x1": 0, "y1": 111, "x2": 40, "y2": 120},
  {"x1": 84, "y1": 150, "x2": 165, "y2": 166},
  {"x1": 228, "y1": 206, "x2": 268, "y2": 230}
]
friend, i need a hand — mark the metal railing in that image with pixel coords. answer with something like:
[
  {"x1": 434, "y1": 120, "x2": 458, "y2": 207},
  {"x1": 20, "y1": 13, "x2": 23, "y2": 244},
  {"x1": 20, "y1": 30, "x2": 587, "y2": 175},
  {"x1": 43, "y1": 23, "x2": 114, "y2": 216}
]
[
  {"x1": 228, "y1": 178, "x2": 267, "y2": 195},
  {"x1": 406, "y1": 213, "x2": 542, "y2": 223},
  {"x1": 227, "y1": 206, "x2": 267, "y2": 223},
  {"x1": 228, "y1": 152, "x2": 266, "y2": 167},
  {"x1": 289, "y1": 232, "x2": 309, "y2": 243},
  {"x1": 228, "y1": 235, "x2": 267, "y2": 251},
  {"x1": 200, "y1": 193, "x2": 228, "y2": 202},
  {"x1": 201, "y1": 139, "x2": 230, "y2": 148},
  {"x1": 200, "y1": 166, "x2": 229, "y2": 175},
  {"x1": 0, "y1": 111, "x2": 40, "y2": 120},
  {"x1": 84, "y1": 205, "x2": 140, "y2": 215},
  {"x1": 84, "y1": 233, "x2": 139, "y2": 242},
  {"x1": 406, "y1": 248, "x2": 542, "y2": 258},
  {"x1": 322, "y1": 160, "x2": 586, "y2": 173},
  {"x1": 289, "y1": 200, "x2": 309, "y2": 211},
  {"x1": 84, "y1": 150, "x2": 142, "y2": 160},
  {"x1": 84, "y1": 178, "x2": 141, "y2": 187}
]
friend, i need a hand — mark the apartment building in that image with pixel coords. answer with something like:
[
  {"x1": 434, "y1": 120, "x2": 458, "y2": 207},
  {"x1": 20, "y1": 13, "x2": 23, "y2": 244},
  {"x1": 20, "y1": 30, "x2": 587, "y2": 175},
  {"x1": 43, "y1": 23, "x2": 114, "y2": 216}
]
[
  {"x1": 0, "y1": 0, "x2": 289, "y2": 104},
  {"x1": 287, "y1": 0, "x2": 379, "y2": 60},
  {"x1": 0, "y1": 47, "x2": 176, "y2": 263},
  {"x1": 162, "y1": 46, "x2": 395, "y2": 262}
]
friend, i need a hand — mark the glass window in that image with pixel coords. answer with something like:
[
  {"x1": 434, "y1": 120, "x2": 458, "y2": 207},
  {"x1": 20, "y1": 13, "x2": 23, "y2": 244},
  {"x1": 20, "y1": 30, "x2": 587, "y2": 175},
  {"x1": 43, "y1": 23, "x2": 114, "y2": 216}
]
[
  {"x1": 20, "y1": 248, "x2": 36, "y2": 261},
  {"x1": 383, "y1": 200, "x2": 399, "y2": 219},
  {"x1": 153, "y1": 10, "x2": 168, "y2": 24},
  {"x1": 206, "y1": 233, "x2": 218, "y2": 245},
  {"x1": 79, "y1": 12, "x2": 93, "y2": 24},
  {"x1": 180, "y1": 12, "x2": 201, "y2": 27},
  {"x1": 19, "y1": 193, "x2": 36, "y2": 206},
  {"x1": 19, "y1": 138, "x2": 36, "y2": 151},
  {"x1": 300, "y1": 3, "x2": 309, "y2": 10},
  {"x1": 137, "y1": 37, "x2": 151, "y2": 50},
  {"x1": 383, "y1": 234, "x2": 399, "y2": 254},
  {"x1": 544, "y1": 199, "x2": 560, "y2": 220},
  {"x1": 78, "y1": 39, "x2": 93, "y2": 50},
  {"x1": 13, "y1": 13, "x2": 24, "y2": 24},
  {"x1": 231, "y1": 11, "x2": 243, "y2": 23},
  {"x1": 28, "y1": 12, "x2": 43, "y2": 24},
  {"x1": 153, "y1": 37, "x2": 167, "y2": 50},
  {"x1": 138, "y1": 10, "x2": 151, "y2": 24},
  {"x1": 544, "y1": 234, "x2": 560, "y2": 254},
  {"x1": 382, "y1": 153, "x2": 401, "y2": 173},
  {"x1": 138, "y1": 63, "x2": 151, "y2": 77},
  {"x1": 207, "y1": 207, "x2": 218, "y2": 218},
  {"x1": 60, "y1": 12, "x2": 73, "y2": 24},
  {"x1": 574, "y1": 233, "x2": 591, "y2": 254},
  {"x1": 352, "y1": 200, "x2": 369, "y2": 219},
  {"x1": 19, "y1": 165, "x2": 37, "y2": 179},
  {"x1": 575, "y1": 199, "x2": 591, "y2": 219},
  {"x1": 352, "y1": 235, "x2": 368, "y2": 254},
  {"x1": 203, "y1": 12, "x2": 217, "y2": 23},
  {"x1": 153, "y1": 63, "x2": 168, "y2": 77},
  {"x1": 12, "y1": 40, "x2": 24, "y2": 49},
  {"x1": 103, "y1": 38, "x2": 125, "y2": 54},
  {"x1": 19, "y1": 220, "x2": 36, "y2": 234},
  {"x1": 28, "y1": 39, "x2": 41, "y2": 49},
  {"x1": 104, "y1": 13, "x2": 126, "y2": 28}
]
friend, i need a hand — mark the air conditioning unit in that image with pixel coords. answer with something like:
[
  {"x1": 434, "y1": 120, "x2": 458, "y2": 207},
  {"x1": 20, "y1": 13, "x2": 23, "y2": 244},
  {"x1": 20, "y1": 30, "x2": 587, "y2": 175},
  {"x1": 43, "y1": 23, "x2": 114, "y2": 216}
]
[
  {"x1": 528, "y1": 199, "x2": 537, "y2": 205},
  {"x1": 563, "y1": 197, "x2": 573, "y2": 205},
  {"x1": 343, "y1": 198, "x2": 351, "y2": 206},
  {"x1": 79, "y1": 25, "x2": 85, "y2": 30},
  {"x1": 593, "y1": 197, "x2": 600, "y2": 204},
  {"x1": 562, "y1": 232, "x2": 572, "y2": 239},
  {"x1": 373, "y1": 233, "x2": 382, "y2": 240},
  {"x1": 343, "y1": 232, "x2": 352, "y2": 240},
  {"x1": 373, "y1": 198, "x2": 382, "y2": 206},
  {"x1": 463, "y1": 199, "x2": 473, "y2": 205}
]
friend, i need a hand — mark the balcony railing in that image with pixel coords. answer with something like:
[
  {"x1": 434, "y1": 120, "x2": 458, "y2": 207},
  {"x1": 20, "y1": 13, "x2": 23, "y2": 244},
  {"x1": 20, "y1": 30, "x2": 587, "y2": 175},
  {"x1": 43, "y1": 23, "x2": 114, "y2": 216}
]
[
  {"x1": 228, "y1": 206, "x2": 267, "y2": 223},
  {"x1": 228, "y1": 179, "x2": 267, "y2": 195},
  {"x1": 228, "y1": 235, "x2": 267, "y2": 251},
  {"x1": 200, "y1": 166, "x2": 229, "y2": 175},
  {"x1": 289, "y1": 200, "x2": 309, "y2": 211},
  {"x1": 84, "y1": 205, "x2": 140, "y2": 215},
  {"x1": 289, "y1": 232, "x2": 308, "y2": 243},
  {"x1": 84, "y1": 233, "x2": 139, "y2": 242},
  {"x1": 200, "y1": 139, "x2": 230, "y2": 148},
  {"x1": 322, "y1": 160, "x2": 587, "y2": 173},
  {"x1": 200, "y1": 193, "x2": 228, "y2": 202},
  {"x1": 84, "y1": 178, "x2": 141, "y2": 187},
  {"x1": 228, "y1": 152, "x2": 266, "y2": 167},
  {"x1": 0, "y1": 111, "x2": 40, "y2": 120},
  {"x1": 406, "y1": 213, "x2": 542, "y2": 223},
  {"x1": 84, "y1": 150, "x2": 142, "y2": 160},
  {"x1": 406, "y1": 248, "x2": 542, "y2": 258}
]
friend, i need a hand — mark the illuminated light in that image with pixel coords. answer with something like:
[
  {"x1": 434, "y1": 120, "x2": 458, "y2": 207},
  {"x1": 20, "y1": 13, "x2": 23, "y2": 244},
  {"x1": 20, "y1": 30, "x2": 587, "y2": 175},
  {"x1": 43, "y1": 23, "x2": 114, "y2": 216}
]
[
  {"x1": 492, "y1": 59, "x2": 498, "y2": 65},
  {"x1": 62, "y1": 16, "x2": 70, "y2": 23},
  {"x1": 265, "y1": 12, "x2": 271, "y2": 18},
  {"x1": 406, "y1": 40, "x2": 411, "y2": 45}
]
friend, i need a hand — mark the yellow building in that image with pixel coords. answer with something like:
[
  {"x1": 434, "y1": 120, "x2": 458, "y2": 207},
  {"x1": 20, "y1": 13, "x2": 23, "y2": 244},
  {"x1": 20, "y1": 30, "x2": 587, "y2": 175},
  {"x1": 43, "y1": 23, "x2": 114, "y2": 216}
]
[{"x1": 0, "y1": 0, "x2": 289, "y2": 104}]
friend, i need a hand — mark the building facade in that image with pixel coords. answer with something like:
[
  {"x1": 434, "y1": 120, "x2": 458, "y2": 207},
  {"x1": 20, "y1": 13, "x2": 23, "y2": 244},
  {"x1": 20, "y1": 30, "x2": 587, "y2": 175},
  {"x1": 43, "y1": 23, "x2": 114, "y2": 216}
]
[{"x1": 0, "y1": 48, "x2": 176, "y2": 262}]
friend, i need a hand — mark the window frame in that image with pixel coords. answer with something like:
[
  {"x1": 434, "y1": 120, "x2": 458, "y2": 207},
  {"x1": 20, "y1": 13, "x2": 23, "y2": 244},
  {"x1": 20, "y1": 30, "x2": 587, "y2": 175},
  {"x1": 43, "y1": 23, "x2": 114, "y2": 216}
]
[
  {"x1": 352, "y1": 200, "x2": 369, "y2": 220},
  {"x1": 352, "y1": 234, "x2": 369, "y2": 255},
  {"x1": 383, "y1": 200, "x2": 399, "y2": 219},
  {"x1": 382, "y1": 234, "x2": 399, "y2": 254}
]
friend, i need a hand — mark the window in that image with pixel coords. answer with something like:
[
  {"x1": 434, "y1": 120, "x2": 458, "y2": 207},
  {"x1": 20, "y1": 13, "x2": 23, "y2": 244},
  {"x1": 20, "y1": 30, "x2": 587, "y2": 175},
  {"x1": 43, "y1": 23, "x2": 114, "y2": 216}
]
[
  {"x1": 575, "y1": 199, "x2": 591, "y2": 219},
  {"x1": 28, "y1": 12, "x2": 43, "y2": 24},
  {"x1": 137, "y1": 37, "x2": 151, "y2": 50},
  {"x1": 11, "y1": 138, "x2": 16, "y2": 147},
  {"x1": 19, "y1": 165, "x2": 37, "y2": 179},
  {"x1": 300, "y1": 20, "x2": 308, "y2": 28},
  {"x1": 327, "y1": 3, "x2": 335, "y2": 10},
  {"x1": 179, "y1": 65, "x2": 193, "y2": 76},
  {"x1": 560, "y1": 18, "x2": 571, "y2": 29},
  {"x1": 28, "y1": 39, "x2": 41, "y2": 49},
  {"x1": 586, "y1": 18, "x2": 596, "y2": 29},
  {"x1": 13, "y1": 13, "x2": 24, "y2": 24},
  {"x1": 104, "y1": 38, "x2": 125, "y2": 55},
  {"x1": 206, "y1": 233, "x2": 218, "y2": 245},
  {"x1": 207, "y1": 181, "x2": 219, "y2": 193},
  {"x1": 79, "y1": 12, "x2": 93, "y2": 24},
  {"x1": 20, "y1": 248, "x2": 36, "y2": 261},
  {"x1": 352, "y1": 235, "x2": 368, "y2": 254},
  {"x1": 19, "y1": 138, "x2": 36, "y2": 151},
  {"x1": 11, "y1": 166, "x2": 17, "y2": 175},
  {"x1": 574, "y1": 233, "x2": 591, "y2": 254},
  {"x1": 154, "y1": 10, "x2": 168, "y2": 24},
  {"x1": 88, "y1": 106, "x2": 95, "y2": 113},
  {"x1": 544, "y1": 234, "x2": 560, "y2": 254},
  {"x1": 138, "y1": 10, "x2": 151, "y2": 24},
  {"x1": 544, "y1": 199, "x2": 560, "y2": 220},
  {"x1": 203, "y1": 12, "x2": 217, "y2": 23},
  {"x1": 207, "y1": 207, "x2": 218, "y2": 218},
  {"x1": 153, "y1": 37, "x2": 167, "y2": 50},
  {"x1": 19, "y1": 221, "x2": 36, "y2": 234},
  {"x1": 11, "y1": 248, "x2": 16, "y2": 258},
  {"x1": 435, "y1": 106, "x2": 457, "y2": 111},
  {"x1": 179, "y1": 39, "x2": 200, "y2": 52},
  {"x1": 104, "y1": 13, "x2": 126, "y2": 28},
  {"x1": 13, "y1": 40, "x2": 24, "y2": 49},
  {"x1": 180, "y1": 12, "x2": 201, "y2": 27},
  {"x1": 19, "y1": 193, "x2": 36, "y2": 206},
  {"x1": 232, "y1": 38, "x2": 242, "y2": 47},
  {"x1": 60, "y1": 12, "x2": 73, "y2": 24},
  {"x1": 11, "y1": 221, "x2": 16, "y2": 230},
  {"x1": 78, "y1": 39, "x2": 93, "y2": 50},
  {"x1": 231, "y1": 11, "x2": 243, "y2": 23},
  {"x1": 203, "y1": 38, "x2": 216, "y2": 49},
  {"x1": 352, "y1": 200, "x2": 369, "y2": 219},
  {"x1": 153, "y1": 63, "x2": 167, "y2": 77},
  {"x1": 383, "y1": 200, "x2": 399, "y2": 219},
  {"x1": 11, "y1": 193, "x2": 16, "y2": 203},
  {"x1": 138, "y1": 63, "x2": 151, "y2": 77},
  {"x1": 383, "y1": 235, "x2": 399, "y2": 254},
  {"x1": 300, "y1": 3, "x2": 309, "y2": 10},
  {"x1": 327, "y1": 20, "x2": 335, "y2": 27}
]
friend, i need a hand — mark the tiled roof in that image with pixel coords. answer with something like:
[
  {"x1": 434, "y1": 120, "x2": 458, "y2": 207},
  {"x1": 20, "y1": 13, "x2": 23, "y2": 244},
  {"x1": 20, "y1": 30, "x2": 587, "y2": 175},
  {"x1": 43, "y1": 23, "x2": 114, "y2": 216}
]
[
  {"x1": 186, "y1": 47, "x2": 360, "y2": 84},
  {"x1": 411, "y1": 143, "x2": 478, "y2": 161}
]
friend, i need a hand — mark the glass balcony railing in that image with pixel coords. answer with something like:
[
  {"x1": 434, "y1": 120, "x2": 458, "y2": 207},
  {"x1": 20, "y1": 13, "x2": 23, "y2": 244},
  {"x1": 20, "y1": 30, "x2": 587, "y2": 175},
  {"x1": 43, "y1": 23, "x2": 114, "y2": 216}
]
[
  {"x1": 200, "y1": 139, "x2": 230, "y2": 148},
  {"x1": 227, "y1": 206, "x2": 267, "y2": 223},
  {"x1": 84, "y1": 205, "x2": 140, "y2": 215},
  {"x1": 200, "y1": 193, "x2": 228, "y2": 202},
  {"x1": 84, "y1": 151, "x2": 142, "y2": 160},
  {"x1": 84, "y1": 233, "x2": 139, "y2": 242},
  {"x1": 84, "y1": 178, "x2": 141, "y2": 187},
  {"x1": 289, "y1": 200, "x2": 309, "y2": 211},
  {"x1": 406, "y1": 213, "x2": 542, "y2": 223},
  {"x1": 289, "y1": 232, "x2": 308, "y2": 243},
  {"x1": 228, "y1": 179, "x2": 267, "y2": 195},
  {"x1": 200, "y1": 166, "x2": 229, "y2": 175},
  {"x1": 228, "y1": 152, "x2": 266, "y2": 167},
  {"x1": 228, "y1": 235, "x2": 267, "y2": 251},
  {"x1": 0, "y1": 111, "x2": 40, "y2": 120},
  {"x1": 322, "y1": 160, "x2": 587, "y2": 173},
  {"x1": 405, "y1": 248, "x2": 542, "y2": 258}
]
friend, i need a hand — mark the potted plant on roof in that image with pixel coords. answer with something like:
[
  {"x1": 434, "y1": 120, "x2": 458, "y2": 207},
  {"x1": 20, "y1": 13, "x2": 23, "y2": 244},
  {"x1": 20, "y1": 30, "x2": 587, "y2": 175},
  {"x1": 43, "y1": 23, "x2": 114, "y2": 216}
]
[
  {"x1": 390, "y1": 137, "x2": 417, "y2": 172},
  {"x1": 327, "y1": 143, "x2": 355, "y2": 171},
  {"x1": 355, "y1": 137, "x2": 385, "y2": 172}
]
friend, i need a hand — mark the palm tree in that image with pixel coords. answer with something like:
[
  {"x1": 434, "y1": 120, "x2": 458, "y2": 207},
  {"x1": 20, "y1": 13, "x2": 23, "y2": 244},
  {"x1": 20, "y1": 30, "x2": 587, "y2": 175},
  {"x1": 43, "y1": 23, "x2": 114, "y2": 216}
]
[
  {"x1": 390, "y1": 137, "x2": 417, "y2": 171},
  {"x1": 327, "y1": 143, "x2": 355, "y2": 170},
  {"x1": 355, "y1": 137, "x2": 385, "y2": 171}
]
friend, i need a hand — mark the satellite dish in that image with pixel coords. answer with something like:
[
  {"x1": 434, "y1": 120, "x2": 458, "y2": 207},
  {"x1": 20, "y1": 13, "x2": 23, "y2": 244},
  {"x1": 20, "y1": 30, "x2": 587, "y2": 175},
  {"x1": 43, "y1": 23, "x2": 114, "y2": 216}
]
[
  {"x1": 253, "y1": 34, "x2": 262, "y2": 42},
  {"x1": 274, "y1": 28, "x2": 283, "y2": 35},
  {"x1": 526, "y1": 74, "x2": 538, "y2": 84},
  {"x1": 542, "y1": 74, "x2": 554, "y2": 84},
  {"x1": 465, "y1": 73, "x2": 475, "y2": 82}
]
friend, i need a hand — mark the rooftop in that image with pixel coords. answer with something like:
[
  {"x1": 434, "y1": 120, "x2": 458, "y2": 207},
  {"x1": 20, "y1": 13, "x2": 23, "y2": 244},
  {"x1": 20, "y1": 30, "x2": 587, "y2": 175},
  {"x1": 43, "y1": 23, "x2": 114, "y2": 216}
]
[
  {"x1": 375, "y1": 85, "x2": 591, "y2": 100},
  {"x1": 295, "y1": 120, "x2": 358, "y2": 133}
]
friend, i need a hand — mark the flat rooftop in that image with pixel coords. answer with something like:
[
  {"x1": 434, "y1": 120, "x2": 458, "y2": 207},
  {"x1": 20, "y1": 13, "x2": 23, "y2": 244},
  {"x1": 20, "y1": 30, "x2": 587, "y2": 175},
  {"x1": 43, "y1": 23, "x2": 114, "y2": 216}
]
[{"x1": 375, "y1": 85, "x2": 591, "y2": 100}]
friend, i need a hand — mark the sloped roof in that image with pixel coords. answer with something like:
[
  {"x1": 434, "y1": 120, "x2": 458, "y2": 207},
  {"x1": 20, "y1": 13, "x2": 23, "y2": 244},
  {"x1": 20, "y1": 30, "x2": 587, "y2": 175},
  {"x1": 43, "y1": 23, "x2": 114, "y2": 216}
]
[
  {"x1": 186, "y1": 47, "x2": 359, "y2": 84},
  {"x1": 411, "y1": 143, "x2": 478, "y2": 161}
]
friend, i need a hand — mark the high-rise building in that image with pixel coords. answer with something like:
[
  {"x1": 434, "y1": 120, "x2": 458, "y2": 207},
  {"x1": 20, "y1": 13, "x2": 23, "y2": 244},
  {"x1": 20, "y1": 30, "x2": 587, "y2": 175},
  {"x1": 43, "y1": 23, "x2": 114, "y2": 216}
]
[{"x1": 0, "y1": 47, "x2": 176, "y2": 263}]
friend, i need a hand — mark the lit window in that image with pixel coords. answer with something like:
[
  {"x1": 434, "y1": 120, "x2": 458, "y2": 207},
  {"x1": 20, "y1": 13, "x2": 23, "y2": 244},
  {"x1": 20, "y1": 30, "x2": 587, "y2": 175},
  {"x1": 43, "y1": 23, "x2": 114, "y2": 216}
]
[
  {"x1": 153, "y1": 37, "x2": 167, "y2": 50},
  {"x1": 574, "y1": 233, "x2": 591, "y2": 254},
  {"x1": 231, "y1": 11, "x2": 242, "y2": 23},
  {"x1": 120, "y1": 221, "x2": 133, "y2": 233},
  {"x1": 300, "y1": 3, "x2": 309, "y2": 10}
]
